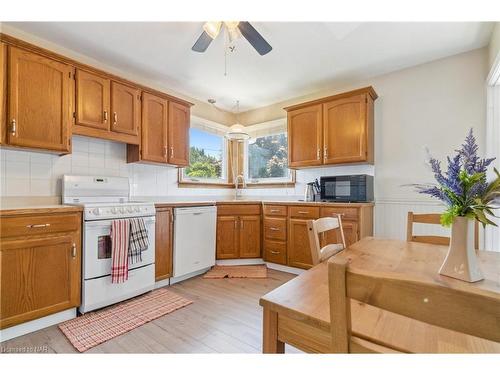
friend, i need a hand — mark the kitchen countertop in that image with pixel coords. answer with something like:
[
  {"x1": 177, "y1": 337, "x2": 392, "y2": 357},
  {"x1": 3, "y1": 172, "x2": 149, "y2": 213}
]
[
  {"x1": 134, "y1": 196, "x2": 375, "y2": 207},
  {"x1": 0, "y1": 198, "x2": 83, "y2": 216}
]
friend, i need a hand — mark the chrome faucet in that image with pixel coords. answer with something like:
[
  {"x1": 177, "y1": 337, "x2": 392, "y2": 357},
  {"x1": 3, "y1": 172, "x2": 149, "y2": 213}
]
[{"x1": 234, "y1": 174, "x2": 246, "y2": 198}]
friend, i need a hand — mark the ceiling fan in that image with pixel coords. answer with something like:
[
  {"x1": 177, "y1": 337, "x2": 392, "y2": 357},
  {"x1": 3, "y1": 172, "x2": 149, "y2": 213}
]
[{"x1": 192, "y1": 21, "x2": 272, "y2": 56}]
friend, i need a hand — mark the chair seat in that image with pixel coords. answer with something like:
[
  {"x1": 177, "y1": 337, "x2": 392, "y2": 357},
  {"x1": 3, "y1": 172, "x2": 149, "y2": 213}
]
[{"x1": 320, "y1": 243, "x2": 344, "y2": 262}]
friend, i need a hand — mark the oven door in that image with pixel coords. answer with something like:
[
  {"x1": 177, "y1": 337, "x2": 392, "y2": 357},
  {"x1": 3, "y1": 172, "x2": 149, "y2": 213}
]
[{"x1": 83, "y1": 216, "x2": 156, "y2": 280}]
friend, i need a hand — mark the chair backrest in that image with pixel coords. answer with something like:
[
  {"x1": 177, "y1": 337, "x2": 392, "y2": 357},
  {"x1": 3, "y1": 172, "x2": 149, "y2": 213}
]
[
  {"x1": 407, "y1": 211, "x2": 479, "y2": 249},
  {"x1": 307, "y1": 215, "x2": 346, "y2": 266},
  {"x1": 406, "y1": 212, "x2": 450, "y2": 246},
  {"x1": 328, "y1": 257, "x2": 500, "y2": 353}
]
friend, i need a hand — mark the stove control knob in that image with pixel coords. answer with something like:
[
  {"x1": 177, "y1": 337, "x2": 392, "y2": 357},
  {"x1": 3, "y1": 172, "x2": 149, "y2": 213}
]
[
  {"x1": 119, "y1": 207, "x2": 125, "y2": 214},
  {"x1": 92, "y1": 208, "x2": 101, "y2": 216},
  {"x1": 111, "y1": 207, "x2": 118, "y2": 214},
  {"x1": 127, "y1": 206, "x2": 133, "y2": 213},
  {"x1": 134, "y1": 207, "x2": 140, "y2": 212}
]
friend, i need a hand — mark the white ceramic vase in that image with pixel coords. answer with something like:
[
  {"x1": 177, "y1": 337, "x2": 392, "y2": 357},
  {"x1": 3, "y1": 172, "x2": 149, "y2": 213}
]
[{"x1": 438, "y1": 216, "x2": 484, "y2": 282}]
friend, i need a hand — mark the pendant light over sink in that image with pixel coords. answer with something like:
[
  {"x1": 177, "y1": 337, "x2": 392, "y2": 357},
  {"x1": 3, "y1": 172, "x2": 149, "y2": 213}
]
[{"x1": 225, "y1": 100, "x2": 250, "y2": 141}]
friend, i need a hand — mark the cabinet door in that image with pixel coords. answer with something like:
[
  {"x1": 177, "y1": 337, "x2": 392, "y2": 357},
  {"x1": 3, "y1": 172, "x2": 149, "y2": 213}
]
[
  {"x1": 321, "y1": 220, "x2": 358, "y2": 248},
  {"x1": 155, "y1": 207, "x2": 173, "y2": 281},
  {"x1": 7, "y1": 46, "x2": 71, "y2": 152},
  {"x1": 323, "y1": 94, "x2": 367, "y2": 164},
  {"x1": 76, "y1": 69, "x2": 110, "y2": 130},
  {"x1": 287, "y1": 218, "x2": 315, "y2": 269},
  {"x1": 111, "y1": 81, "x2": 140, "y2": 137},
  {"x1": 0, "y1": 235, "x2": 80, "y2": 329},
  {"x1": 239, "y1": 215, "x2": 261, "y2": 258},
  {"x1": 141, "y1": 92, "x2": 168, "y2": 163},
  {"x1": 0, "y1": 42, "x2": 6, "y2": 145},
  {"x1": 287, "y1": 104, "x2": 323, "y2": 168},
  {"x1": 216, "y1": 216, "x2": 239, "y2": 259},
  {"x1": 168, "y1": 101, "x2": 190, "y2": 166}
]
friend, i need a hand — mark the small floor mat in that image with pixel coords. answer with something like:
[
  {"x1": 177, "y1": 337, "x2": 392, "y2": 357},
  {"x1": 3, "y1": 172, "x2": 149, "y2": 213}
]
[
  {"x1": 203, "y1": 265, "x2": 268, "y2": 279},
  {"x1": 59, "y1": 289, "x2": 192, "y2": 352}
]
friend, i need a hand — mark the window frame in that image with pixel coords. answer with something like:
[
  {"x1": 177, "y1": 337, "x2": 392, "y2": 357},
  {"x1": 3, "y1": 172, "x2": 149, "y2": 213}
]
[
  {"x1": 243, "y1": 130, "x2": 295, "y2": 186},
  {"x1": 178, "y1": 117, "x2": 232, "y2": 187}
]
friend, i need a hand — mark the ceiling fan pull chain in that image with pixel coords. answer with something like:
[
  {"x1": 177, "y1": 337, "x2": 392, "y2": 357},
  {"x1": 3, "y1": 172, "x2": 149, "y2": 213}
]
[{"x1": 224, "y1": 28, "x2": 228, "y2": 76}]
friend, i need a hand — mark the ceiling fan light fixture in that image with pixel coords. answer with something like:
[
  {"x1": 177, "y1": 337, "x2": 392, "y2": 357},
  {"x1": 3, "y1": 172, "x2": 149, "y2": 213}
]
[{"x1": 203, "y1": 21, "x2": 222, "y2": 39}]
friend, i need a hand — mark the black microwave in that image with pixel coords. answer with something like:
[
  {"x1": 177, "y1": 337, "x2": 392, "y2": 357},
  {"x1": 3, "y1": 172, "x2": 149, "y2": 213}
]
[{"x1": 320, "y1": 175, "x2": 374, "y2": 202}]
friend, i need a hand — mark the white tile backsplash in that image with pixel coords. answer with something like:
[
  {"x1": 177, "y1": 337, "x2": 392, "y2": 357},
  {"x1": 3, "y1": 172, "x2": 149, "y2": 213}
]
[{"x1": 0, "y1": 135, "x2": 375, "y2": 198}]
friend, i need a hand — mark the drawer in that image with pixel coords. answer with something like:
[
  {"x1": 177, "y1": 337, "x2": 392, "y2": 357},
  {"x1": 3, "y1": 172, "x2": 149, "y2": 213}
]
[
  {"x1": 217, "y1": 204, "x2": 261, "y2": 216},
  {"x1": 0, "y1": 213, "x2": 81, "y2": 238},
  {"x1": 320, "y1": 207, "x2": 358, "y2": 220},
  {"x1": 289, "y1": 206, "x2": 320, "y2": 219},
  {"x1": 264, "y1": 218, "x2": 287, "y2": 241},
  {"x1": 263, "y1": 240, "x2": 287, "y2": 265},
  {"x1": 263, "y1": 205, "x2": 287, "y2": 217}
]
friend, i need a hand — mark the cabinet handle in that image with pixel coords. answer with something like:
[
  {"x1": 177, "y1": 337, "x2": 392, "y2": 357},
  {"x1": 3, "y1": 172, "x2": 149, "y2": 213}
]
[
  {"x1": 10, "y1": 119, "x2": 17, "y2": 135},
  {"x1": 270, "y1": 250, "x2": 280, "y2": 255},
  {"x1": 298, "y1": 211, "x2": 309, "y2": 214},
  {"x1": 269, "y1": 227, "x2": 280, "y2": 231},
  {"x1": 103, "y1": 111, "x2": 108, "y2": 122},
  {"x1": 26, "y1": 223, "x2": 51, "y2": 228},
  {"x1": 164, "y1": 146, "x2": 168, "y2": 159},
  {"x1": 113, "y1": 112, "x2": 117, "y2": 125},
  {"x1": 170, "y1": 146, "x2": 174, "y2": 158},
  {"x1": 71, "y1": 243, "x2": 77, "y2": 258},
  {"x1": 324, "y1": 147, "x2": 328, "y2": 160},
  {"x1": 234, "y1": 219, "x2": 238, "y2": 229},
  {"x1": 317, "y1": 148, "x2": 321, "y2": 160},
  {"x1": 270, "y1": 209, "x2": 280, "y2": 213},
  {"x1": 240, "y1": 220, "x2": 244, "y2": 229}
]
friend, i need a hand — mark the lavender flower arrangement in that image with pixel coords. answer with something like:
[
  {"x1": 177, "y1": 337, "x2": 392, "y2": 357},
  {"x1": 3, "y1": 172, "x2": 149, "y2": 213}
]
[{"x1": 412, "y1": 129, "x2": 500, "y2": 227}]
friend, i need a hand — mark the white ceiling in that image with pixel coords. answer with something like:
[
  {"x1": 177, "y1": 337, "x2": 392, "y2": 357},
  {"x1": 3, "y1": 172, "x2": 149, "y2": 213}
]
[{"x1": 4, "y1": 22, "x2": 494, "y2": 112}]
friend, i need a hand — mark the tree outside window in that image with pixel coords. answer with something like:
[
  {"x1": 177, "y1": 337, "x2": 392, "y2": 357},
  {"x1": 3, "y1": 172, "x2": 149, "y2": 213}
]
[
  {"x1": 247, "y1": 133, "x2": 291, "y2": 182},
  {"x1": 184, "y1": 128, "x2": 225, "y2": 181}
]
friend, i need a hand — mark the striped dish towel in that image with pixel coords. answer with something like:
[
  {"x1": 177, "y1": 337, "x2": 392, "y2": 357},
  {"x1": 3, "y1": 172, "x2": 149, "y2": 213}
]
[
  {"x1": 129, "y1": 218, "x2": 149, "y2": 264},
  {"x1": 111, "y1": 219, "x2": 130, "y2": 283}
]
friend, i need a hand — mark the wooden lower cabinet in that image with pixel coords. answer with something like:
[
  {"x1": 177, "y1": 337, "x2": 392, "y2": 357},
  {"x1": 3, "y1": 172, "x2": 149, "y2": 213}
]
[
  {"x1": 0, "y1": 209, "x2": 82, "y2": 329},
  {"x1": 155, "y1": 206, "x2": 173, "y2": 281},
  {"x1": 288, "y1": 218, "x2": 316, "y2": 269},
  {"x1": 216, "y1": 204, "x2": 261, "y2": 260},
  {"x1": 216, "y1": 216, "x2": 239, "y2": 259},
  {"x1": 262, "y1": 203, "x2": 373, "y2": 270}
]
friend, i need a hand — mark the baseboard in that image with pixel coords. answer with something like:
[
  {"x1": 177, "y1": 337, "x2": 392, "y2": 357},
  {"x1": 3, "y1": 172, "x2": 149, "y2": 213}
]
[
  {"x1": 265, "y1": 262, "x2": 305, "y2": 275},
  {"x1": 216, "y1": 258, "x2": 265, "y2": 266},
  {"x1": 154, "y1": 278, "x2": 170, "y2": 289},
  {"x1": 0, "y1": 308, "x2": 76, "y2": 343}
]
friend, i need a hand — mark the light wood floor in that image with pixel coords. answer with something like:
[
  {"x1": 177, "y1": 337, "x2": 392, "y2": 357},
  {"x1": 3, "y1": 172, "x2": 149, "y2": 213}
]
[{"x1": 1, "y1": 269, "x2": 301, "y2": 353}]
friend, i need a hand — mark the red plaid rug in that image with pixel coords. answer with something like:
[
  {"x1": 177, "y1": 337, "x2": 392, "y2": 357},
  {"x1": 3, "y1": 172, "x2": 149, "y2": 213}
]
[{"x1": 59, "y1": 289, "x2": 193, "y2": 352}]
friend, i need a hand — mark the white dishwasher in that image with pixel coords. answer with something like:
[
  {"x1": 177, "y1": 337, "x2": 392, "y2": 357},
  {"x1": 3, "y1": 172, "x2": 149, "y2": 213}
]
[{"x1": 173, "y1": 206, "x2": 217, "y2": 278}]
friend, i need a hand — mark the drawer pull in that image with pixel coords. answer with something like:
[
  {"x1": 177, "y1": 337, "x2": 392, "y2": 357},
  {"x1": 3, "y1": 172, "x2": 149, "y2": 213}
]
[
  {"x1": 298, "y1": 211, "x2": 309, "y2": 214},
  {"x1": 270, "y1": 250, "x2": 280, "y2": 255},
  {"x1": 270, "y1": 209, "x2": 280, "y2": 213},
  {"x1": 71, "y1": 243, "x2": 77, "y2": 258},
  {"x1": 26, "y1": 223, "x2": 51, "y2": 228},
  {"x1": 269, "y1": 227, "x2": 280, "y2": 231}
]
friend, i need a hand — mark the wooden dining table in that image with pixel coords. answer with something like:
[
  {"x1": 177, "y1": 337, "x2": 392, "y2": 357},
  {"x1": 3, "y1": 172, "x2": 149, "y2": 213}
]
[{"x1": 259, "y1": 237, "x2": 500, "y2": 353}]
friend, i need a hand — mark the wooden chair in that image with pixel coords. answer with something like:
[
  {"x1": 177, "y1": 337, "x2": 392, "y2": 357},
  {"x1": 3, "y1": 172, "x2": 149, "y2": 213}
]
[
  {"x1": 407, "y1": 211, "x2": 479, "y2": 249},
  {"x1": 307, "y1": 215, "x2": 346, "y2": 266},
  {"x1": 328, "y1": 257, "x2": 500, "y2": 353}
]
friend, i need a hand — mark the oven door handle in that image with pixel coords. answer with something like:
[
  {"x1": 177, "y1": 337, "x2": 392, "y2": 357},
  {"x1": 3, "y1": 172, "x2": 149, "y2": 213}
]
[{"x1": 85, "y1": 217, "x2": 156, "y2": 228}]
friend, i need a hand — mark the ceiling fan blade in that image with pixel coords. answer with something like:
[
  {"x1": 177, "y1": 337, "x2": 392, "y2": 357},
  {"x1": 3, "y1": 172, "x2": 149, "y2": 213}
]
[
  {"x1": 192, "y1": 31, "x2": 213, "y2": 53},
  {"x1": 237, "y1": 22, "x2": 272, "y2": 56}
]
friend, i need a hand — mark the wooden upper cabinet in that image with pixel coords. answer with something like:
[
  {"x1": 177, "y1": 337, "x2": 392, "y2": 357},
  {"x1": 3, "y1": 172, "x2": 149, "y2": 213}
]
[
  {"x1": 7, "y1": 46, "x2": 72, "y2": 153},
  {"x1": 239, "y1": 215, "x2": 261, "y2": 258},
  {"x1": 111, "y1": 81, "x2": 140, "y2": 137},
  {"x1": 287, "y1": 104, "x2": 323, "y2": 168},
  {"x1": 323, "y1": 94, "x2": 368, "y2": 164},
  {"x1": 168, "y1": 101, "x2": 190, "y2": 166},
  {"x1": 285, "y1": 87, "x2": 376, "y2": 168},
  {"x1": 140, "y1": 92, "x2": 168, "y2": 163},
  {"x1": 75, "y1": 69, "x2": 110, "y2": 131},
  {"x1": 1, "y1": 42, "x2": 6, "y2": 145}
]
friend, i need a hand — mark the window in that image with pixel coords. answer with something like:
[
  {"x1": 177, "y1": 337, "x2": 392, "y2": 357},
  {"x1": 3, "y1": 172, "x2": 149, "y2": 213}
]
[
  {"x1": 181, "y1": 127, "x2": 227, "y2": 183},
  {"x1": 245, "y1": 133, "x2": 293, "y2": 184}
]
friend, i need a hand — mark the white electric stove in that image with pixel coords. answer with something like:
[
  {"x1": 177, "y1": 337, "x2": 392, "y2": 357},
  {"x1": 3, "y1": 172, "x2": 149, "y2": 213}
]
[{"x1": 62, "y1": 175, "x2": 156, "y2": 313}]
